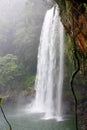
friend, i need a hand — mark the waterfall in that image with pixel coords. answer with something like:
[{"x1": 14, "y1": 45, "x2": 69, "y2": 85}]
[{"x1": 31, "y1": 5, "x2": 64, "y2": 121}]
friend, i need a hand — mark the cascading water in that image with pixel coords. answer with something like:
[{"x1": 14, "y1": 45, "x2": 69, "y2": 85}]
[{"x1": 30, "y1": 5, "x2": 64, "y2": 121}]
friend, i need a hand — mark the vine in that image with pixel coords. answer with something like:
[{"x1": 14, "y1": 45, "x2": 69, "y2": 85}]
[
  {"x1": 70, "y1": 40, "x2": 80, "y2": 130},
  {"x1": 0, "y1": 98, "x2": 12, "y2": 130},
  {"x1": 70, "y1": 2, "x2": 81, "y2": 129}
]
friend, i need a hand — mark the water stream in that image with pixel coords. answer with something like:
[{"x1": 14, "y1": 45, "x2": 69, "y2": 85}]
[{"x1": 30, "y1": 5, "x2": 64, "y2": 121}]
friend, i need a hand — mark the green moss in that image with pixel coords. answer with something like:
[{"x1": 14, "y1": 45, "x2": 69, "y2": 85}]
[
  {"x1": 0, "y1": 98, "x2": 2, "y2": 105},
  {"x1": 55, "y1": 0, "x2": 66, "y2": 14},
  {"x1": 63, "y1": 89, "x2": 73, "y2": 98},
  {"x1": 75, "y1": 90, "x2": 84, "y2": 100},
  {"x1": 84, "y1": 3, "x2": 87, "y2": 11}
]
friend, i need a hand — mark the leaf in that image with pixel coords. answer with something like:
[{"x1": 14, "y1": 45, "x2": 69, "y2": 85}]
[{"x1": 0, "y1": 98, "x2": 2, "y2": 105}]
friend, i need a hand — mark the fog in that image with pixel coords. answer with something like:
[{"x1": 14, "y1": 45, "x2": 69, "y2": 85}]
[
  {"x1": 0, "y1": 0, "x2": 50, "y2": 92},
  {"x1": 0, "y1": 0, "x2": 26, "y2": 26}
]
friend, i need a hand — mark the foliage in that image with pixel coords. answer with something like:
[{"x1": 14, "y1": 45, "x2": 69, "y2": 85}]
[
  {"x1": 0, "y1": 98, "x2": 2, "y2": 104},
  {"x1": 55, "y1": 0, "x2": 66, "y2": 13},
  {"x1": 0, "y1": 54, "x2": 22, "y2": 87},
  {"x1": 23, "y1": 75, "x2": 35, "y2": 89},
  {"x1": 84, "y1": 3, "x2": 87, "y2": 11}
]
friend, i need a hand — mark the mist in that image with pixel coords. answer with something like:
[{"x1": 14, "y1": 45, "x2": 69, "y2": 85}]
[{"x1": 0, "y1": 0, "x2": 51, "y2": 103}]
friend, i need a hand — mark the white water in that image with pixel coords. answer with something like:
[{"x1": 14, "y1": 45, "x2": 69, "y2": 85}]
[{"x1": 29, "y1": 5, "x2": 64, "y2": 121}]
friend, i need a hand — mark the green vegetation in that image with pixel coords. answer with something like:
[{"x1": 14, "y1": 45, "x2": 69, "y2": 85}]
[
  {"x1": 84, "y1": 3, "x2": 87, "y2": 11},
  {"x1": 0, "y1": 54, "x2": 20, "y2": 86},
  {"x1": 0, "y1": 98, "x2": 2, "y2": 104},
  {"x1": 0, "y1": 0, "x2": 49, "y2": 97},
  {"x1": 23, "y1": 76, "x2": 35, "y2": 89}
]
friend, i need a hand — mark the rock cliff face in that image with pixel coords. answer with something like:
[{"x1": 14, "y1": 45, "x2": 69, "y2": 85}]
[
  {"x1": 55, "y1": 0, "x2": 87, "y2": 59},
  {"x1": 54, "y1": 1, "x2": 87, "y2": 130}
]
